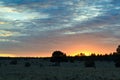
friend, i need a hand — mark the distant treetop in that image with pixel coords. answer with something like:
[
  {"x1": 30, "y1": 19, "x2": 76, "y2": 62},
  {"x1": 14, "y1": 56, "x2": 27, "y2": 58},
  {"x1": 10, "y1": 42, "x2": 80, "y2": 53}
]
[{"x1": 116, "y1": 45, "x2": 120, "y2": 54}]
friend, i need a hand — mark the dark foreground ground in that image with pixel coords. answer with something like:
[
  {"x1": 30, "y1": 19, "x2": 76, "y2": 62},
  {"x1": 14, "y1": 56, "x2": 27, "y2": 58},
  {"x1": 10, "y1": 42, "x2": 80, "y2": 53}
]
[{"x1": 0, "y1": 59, "x2": 120, "y2": 80}]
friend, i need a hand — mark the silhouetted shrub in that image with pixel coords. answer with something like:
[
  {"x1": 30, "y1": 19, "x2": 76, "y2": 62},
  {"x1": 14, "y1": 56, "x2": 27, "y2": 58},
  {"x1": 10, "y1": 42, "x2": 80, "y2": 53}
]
[
  {"x1": 116, "y1": 45, "x2": 120, "y2": 54},
  {"x1": 24, "y1": 62, "x2": 31, "y2": 67},
  {"x1": 70, "y1": 59, "x2": 74, "y2": 63},
  {"x1": 50, "y1": 51, "x2": 67, "y2": 62},
  {"x1": 84, "y1": 60, "x2": 95, "y2": 68},
  {"x1": 10, "y1": 60, "x2": 17, "y2": 65},
  {"x1": 39, "y1": 63, "x2": 43, "y2": 67},
  {"x1": 69, "y1": 58, "x2": 75, "y2": 63},
  {"x1": 115, "y1": 61, "x2": 120, "y2": 67}
]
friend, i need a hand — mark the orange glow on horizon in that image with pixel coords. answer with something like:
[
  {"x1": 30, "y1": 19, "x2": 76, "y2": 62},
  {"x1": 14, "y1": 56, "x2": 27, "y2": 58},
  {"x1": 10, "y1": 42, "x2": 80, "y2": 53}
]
[
  {"x1": 70, "y1": 50, "x2": 95, "y2": 56},
  {"x1": 0, "y1": 53, "x2": 16, "y2": 57},
  {"x1": 12, "y1": 52, "x2": 52, "y2": 57},
  {"x1": 0, "y1": 44, "x2": 115, "y2": 57},
  {"x1": 66, "y1": 44, "x2": 116, "y2": 57}
]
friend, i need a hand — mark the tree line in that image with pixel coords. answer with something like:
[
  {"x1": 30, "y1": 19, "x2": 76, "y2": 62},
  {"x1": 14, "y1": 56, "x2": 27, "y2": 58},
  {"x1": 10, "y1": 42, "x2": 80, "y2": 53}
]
[
  {"x1": 50, "y1": 45, "x2": 120, "y2": 62},
  {"x1": 50, "y1": 45, "x2": 120, "y2": 67}
]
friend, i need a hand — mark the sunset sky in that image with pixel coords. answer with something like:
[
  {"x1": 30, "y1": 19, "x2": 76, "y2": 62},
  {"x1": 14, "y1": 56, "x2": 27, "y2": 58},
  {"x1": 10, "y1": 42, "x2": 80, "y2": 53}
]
[{"x1": 0, "y1": 0, "x2": 120, "y2": 57}]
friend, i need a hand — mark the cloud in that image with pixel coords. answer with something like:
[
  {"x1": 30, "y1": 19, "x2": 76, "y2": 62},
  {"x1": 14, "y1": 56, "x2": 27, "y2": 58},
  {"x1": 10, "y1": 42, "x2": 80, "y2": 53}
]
[
  {"x1": 72, "y1": 5, "x2": 103, "y2": 22},
  {"x1": 0, "y1": 39, "x2": 19, "y2": 42},
  {"x1": 0, "y1": 30, "x2": 14, "y2": 37},
  {"x1": 0, "y1": 21, "x2": 6, "y2": 24},
  {"x1": 0, "y1": 0, "x2": 120, "y2": 56},
  {"x1": 0, "y1": 6, "x2": 49, "y2": 21},
  {"x1": 0, "y1": 30, "x2": 27, "y2": 37},
  {"x1": 0, "y1": 29, "x2": 27, "y2": 42}
]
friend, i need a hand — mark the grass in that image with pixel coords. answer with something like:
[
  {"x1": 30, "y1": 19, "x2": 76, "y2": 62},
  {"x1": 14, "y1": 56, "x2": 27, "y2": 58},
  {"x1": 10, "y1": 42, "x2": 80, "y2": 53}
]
[{"x1": 0, "y1": 60, "x2": 120, "y2": 80}]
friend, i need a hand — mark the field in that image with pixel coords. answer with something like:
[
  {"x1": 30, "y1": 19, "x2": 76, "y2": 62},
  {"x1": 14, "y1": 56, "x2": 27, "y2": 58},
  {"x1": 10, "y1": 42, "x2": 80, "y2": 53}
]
[{"x1": 0, "y1": 59, "x2": 120, "y2": 80}]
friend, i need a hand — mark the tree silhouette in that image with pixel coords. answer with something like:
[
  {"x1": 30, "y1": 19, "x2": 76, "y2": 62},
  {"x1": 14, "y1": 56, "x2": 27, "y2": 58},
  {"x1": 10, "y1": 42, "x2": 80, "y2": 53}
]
[
  {"x1": 50, "y1": 51, "x2": 67, "y2": 63},
  {"x1": 116, "y1": 45, "x2": 120, "y2": 54},
  {"x1": 114, "y1": 45, "x2": 120, "y2": 67}
]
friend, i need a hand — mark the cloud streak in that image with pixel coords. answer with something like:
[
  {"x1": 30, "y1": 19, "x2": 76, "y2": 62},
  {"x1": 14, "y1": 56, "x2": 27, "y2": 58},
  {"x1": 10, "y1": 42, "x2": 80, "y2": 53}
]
[{"x1": 0, "y1": 0, "x2": 120, "y2": 56}]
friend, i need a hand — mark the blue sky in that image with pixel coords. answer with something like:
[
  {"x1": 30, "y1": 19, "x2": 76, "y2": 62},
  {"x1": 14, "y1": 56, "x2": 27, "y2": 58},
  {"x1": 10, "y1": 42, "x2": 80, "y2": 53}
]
[{"x1": 0, "y1": 0, "x2": 120, "y2": 57}]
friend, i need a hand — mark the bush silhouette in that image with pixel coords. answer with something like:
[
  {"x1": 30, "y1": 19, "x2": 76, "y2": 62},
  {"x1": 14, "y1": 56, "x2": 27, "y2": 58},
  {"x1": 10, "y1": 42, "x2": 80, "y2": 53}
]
[
  {"x1": 115, "y1": 60, "x2": 120, "y2": 67},
  {"x1": 39, "y1": 63, "x2": 43, "y2": 67},
  {"x1": 10, "y1": 60, "x2": 17, "y2": 65},
  {"x1": 116, "y1": 45, "x2": 120, "y2": 54},
  {"x1": 24, "y1": 62, "x2": 31, "y2": 67},
  {"x1": 84, "y1": 60, "x2": 95, "y2": 68},
  {"x1": 69, "y1": 58, "x2": 75, "y2": 63},
  {"x1": 114, "y1": 45, "x2": 120, "y2": 65},
  {"x1": 50, "y1": 51, "x2": 67, "y2": 63}
]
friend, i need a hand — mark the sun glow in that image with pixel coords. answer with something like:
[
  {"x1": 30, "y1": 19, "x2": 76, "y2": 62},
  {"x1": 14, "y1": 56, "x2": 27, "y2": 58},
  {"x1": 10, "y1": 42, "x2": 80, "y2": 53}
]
[
  {"x1": 70, "y1": 50, "x2": 94, "y2": 56},
  {"x1": 0, "y1": 54, "x2": 16, "y2": 57}
]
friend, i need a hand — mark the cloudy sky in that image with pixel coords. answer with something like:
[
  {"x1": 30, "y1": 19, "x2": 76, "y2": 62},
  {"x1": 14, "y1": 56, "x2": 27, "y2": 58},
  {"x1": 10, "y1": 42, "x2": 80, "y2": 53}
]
[{"x1": 0, "y1": 0, "x2": 120, "y2": 57}]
